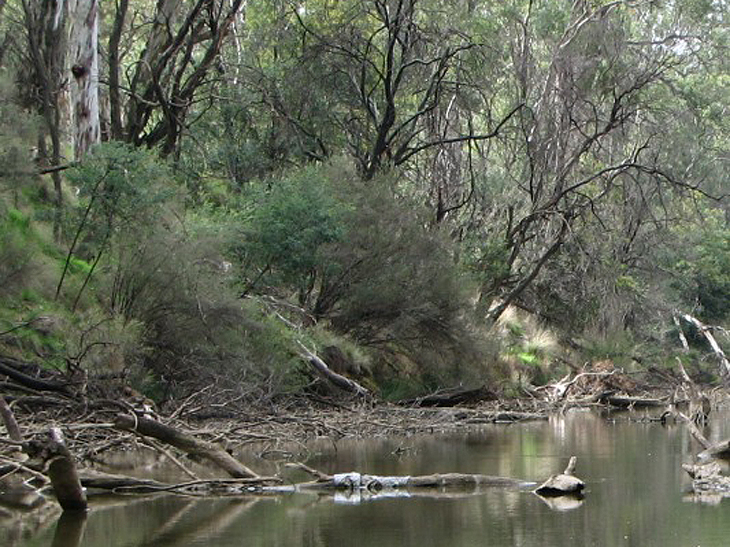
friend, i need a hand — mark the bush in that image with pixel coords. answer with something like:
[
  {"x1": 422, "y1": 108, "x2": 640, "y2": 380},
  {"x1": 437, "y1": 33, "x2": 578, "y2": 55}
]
[
  {"x1": 99, "y1": 222, "x2": 305, "y2": 402},
  {"x1": 240, "y1": 160, "x2": 492, "y2": 391},
  {"x1": 241, "y1": 164, "x2": 346, "y2": 303}
]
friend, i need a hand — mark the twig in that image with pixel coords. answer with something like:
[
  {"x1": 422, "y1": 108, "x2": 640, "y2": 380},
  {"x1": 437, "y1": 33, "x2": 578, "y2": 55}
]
[
  {"x1": 137, "y1": 436, "x2": 201, "y2": 481},
  {"x1": 0, "y1": 455, "x2": 50, "y2": 484}
]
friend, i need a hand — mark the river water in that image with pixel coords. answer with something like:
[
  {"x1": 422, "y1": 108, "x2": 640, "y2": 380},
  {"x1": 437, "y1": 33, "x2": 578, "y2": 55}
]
[{"x1": 6, "y1": 408, "x2": 730, "y2": 547}]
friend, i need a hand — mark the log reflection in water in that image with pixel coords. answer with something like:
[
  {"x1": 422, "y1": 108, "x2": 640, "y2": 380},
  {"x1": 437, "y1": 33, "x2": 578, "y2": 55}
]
[
  {"x1": 50, "y1": 511, "x2": 87, "y2": 547},
  {"x1": 138, "y1": 497, "x2": 260, "y2": 546}
]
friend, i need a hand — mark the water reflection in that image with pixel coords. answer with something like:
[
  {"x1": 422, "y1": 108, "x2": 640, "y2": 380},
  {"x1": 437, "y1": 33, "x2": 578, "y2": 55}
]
[
  {"x1": 7, "y1": 409, "x2": 730, "y2": 546},
  {"x1": 50, "y1": 512, "x2": 86, "y2": 547},
  {"x1": 534, "y1": 492, "x2": 584, "y2": 511}
]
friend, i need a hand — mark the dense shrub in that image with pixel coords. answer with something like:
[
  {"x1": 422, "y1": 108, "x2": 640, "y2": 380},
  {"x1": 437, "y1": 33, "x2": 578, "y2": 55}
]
[
  {"x1": 240, "y1": 159, "x2": 493, "y2": 391},
  {"x1": 100, "y1": 225, "x2": 303, "y2": 402}
]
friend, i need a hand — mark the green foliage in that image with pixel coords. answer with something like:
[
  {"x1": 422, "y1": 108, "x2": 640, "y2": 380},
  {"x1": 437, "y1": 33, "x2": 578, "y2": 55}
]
[
  {"x1": 235, "y1": 159, "x2": 491, "y2": 390},
  {"x1": 244, "y1": 165, "x2": 345, "y2": 296},
  {"x1": 665, "y1": 211, "x2": 730, "y2": 323},
  {"x1": 65, "y1": 142, "x2": 174, "y2": 241},
  {"x1": 2, "y1": 0, "x2": 729, "y2": 400},
  {"x1": 100, "y1": 221, "x2": 307, "y2": 400}
]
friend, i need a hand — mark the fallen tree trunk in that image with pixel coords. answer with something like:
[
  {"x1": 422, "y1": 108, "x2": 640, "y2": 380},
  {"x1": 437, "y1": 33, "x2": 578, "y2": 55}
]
[
  {"x1": 78, "y1": 469, "x2": 169, "y2": 491},
  {"x1": 76, "y1": 472, "x2": 281, "y2": 494},
  {"x1": 113, "y1": 414, "x2": 259, "y2": 479},
  {"x1": 0, "y1": 357, "x2": 73, "y2": 396},
  {"x1": 542, "y1": 370, "x2": 619, "y2": 402},
  {"x1": 697, "y1": 439, "x2": 730, "y2": 462},
  {"x1": 599, "y1": 394, "x2": 668, "y2": 408},
  {"x1": 400, "y1": 386, "x2": 497, "y2": 407},
  {"x1": 453, "y1": 409, "x2": 548, "y2": 424},
  {"x1": 0, "y1": 393, "x2": 23, "y2": 442},
  {"x1": 678, "y1": 313, "x2": 730, "y2": 380},
  {"x1": 676, "y1": 401, "x2": 730, "y2": 496},
  {"x1": 281, "y1": 461, "x2": 561, "y2": 495},
  {"x1": 297, "y1": 342, "x2": 370, "y2": 398}
]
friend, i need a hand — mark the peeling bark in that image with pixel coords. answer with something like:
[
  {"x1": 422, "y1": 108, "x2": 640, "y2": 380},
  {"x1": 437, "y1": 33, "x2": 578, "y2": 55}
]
[{"x1": 68, "y1": 0, "x2": 100, "y2": 160}]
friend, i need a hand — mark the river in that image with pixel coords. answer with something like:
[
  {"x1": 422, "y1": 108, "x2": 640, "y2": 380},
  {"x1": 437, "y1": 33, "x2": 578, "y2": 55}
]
[{"x1": 6, "y1": 408, "x2": 730, "y2": 546}]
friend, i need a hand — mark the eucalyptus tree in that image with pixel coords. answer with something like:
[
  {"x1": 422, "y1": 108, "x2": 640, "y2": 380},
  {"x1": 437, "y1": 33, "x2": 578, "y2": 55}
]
[
  {"x1": 463, "y1": 0, "x2": 729, "y2": 325},
  {"x1": 234, "y1": 0, "x2": 520, "y2": 182},
  {"x1": 68, "y1": 0, "x2": 100, "y2": 161},
  {"x1": 108, "y1": 0, "x2": 246, "y2": 157},
  {"x1": 17, "y1": 0, "x2": 67, "y2": 236}
]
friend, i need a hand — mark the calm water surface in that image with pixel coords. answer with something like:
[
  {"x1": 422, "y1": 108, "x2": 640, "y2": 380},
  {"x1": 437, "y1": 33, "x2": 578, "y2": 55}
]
[{"x1": 6, "y1": 409, "x2": 730, "y2": 547}]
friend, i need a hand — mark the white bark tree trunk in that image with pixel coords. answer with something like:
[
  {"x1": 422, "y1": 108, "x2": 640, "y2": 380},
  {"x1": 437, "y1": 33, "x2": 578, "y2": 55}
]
[
  {"x1": 680, "y1": 313, "x2": 730, "y2": 380},
  {"x1": 68, "y1": 0, "x2": 100, "y2": 160}
]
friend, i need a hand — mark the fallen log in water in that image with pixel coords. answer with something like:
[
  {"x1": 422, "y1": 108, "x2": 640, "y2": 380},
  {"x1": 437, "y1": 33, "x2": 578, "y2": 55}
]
[
  {"x1": 676, "y1": 400, "x2": 730, "y2": 497},
  {"x1": 290, "y1": 469, "x2": 531, "y2": 492},
  {"x1": 279, "y1": 460, "x2": 586, "y2": 500},
  {"x1": 599, "y1": 394, "x2": 669, "y2": 408},
  {"x1": 698, "y1": 439, "x2": 730, "y2": 462},
  {"x1": 113, "y1": 414, "x2": 259, "y2": 479},
  {"x1": 76, "y1": 472, "x2": 282, "y2": 495}
]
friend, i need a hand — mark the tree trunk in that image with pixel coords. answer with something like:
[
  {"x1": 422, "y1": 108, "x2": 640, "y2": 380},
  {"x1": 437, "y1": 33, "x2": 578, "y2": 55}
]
[
  {"x1": 0, "y1": 394, "x2": 23, "y2": 442},
  {"x1": 297, "y1": 341, "x2": 371, "y2": 398},
  {"x1": 68, "y1": 0, "x2": 100, "y2": 160},
  {"x1": 534, "y1": 456, "x2": 585, "y2": 496},
  {"x1": 679, "y1": 313, "x2": 730, "y2": 380},
  {"x1": 25, "y1": 428, "x2": 88, "y2": 511},
  {"x1": 108, "y1": 0, "x2": 128, "y2": 140},
  {"x1": 22, "y1": 0, "x2": 67, "y2": 238}
]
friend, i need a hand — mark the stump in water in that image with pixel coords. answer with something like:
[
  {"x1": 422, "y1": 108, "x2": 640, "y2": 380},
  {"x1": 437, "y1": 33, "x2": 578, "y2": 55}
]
[
  {"x1": 534, "y1": 456, "x2": 585, "y2": 496},
  {"x1": 25, "y1": 428, "x2": 87, "y2": 511}
]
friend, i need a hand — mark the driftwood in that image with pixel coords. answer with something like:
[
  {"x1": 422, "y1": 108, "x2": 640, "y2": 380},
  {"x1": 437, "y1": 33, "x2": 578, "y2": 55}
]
[
  {"x1": 599, "y1": 394, "x2": 668, "y2": 408},
  {"x1": 113, "y1": 414, "x2": 259, "y2": 479},
  {"x1": 0, "y1": 356, "x2": 73, "y2": 396},
  {"x1": 75, "y1": 471, "x2": 281, "y2": 495},
  {"x1": 677, "y1": 394, "x2": 730, "y2": 496},
  {"x1": 0, "y1": 394, "x2": 23, "y2": 442},
  {"x1": 453, "y1": 409, "x2": 548, "y2": 424},
  {"x1": 544, "y1": 370, "x2": 618, "y2": 402},
  {"x1": 281, "y1": 462, "x2": 532, "y2": 495},
  {"x1": 697, "y1": 439, "x2": 730, "y2": 462},
  {"x1": 400, "y1": 386, "x2": 497, "y2": 407},
  {"x1": 534, "y1": 456, "x2": 585, "y2": 496},
  {"x1": 297, "y1": 341, "x2": 370, "y2": 398},
  {"x1": 77, "y1": 469, "x2": 170, "y2": 491}
]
